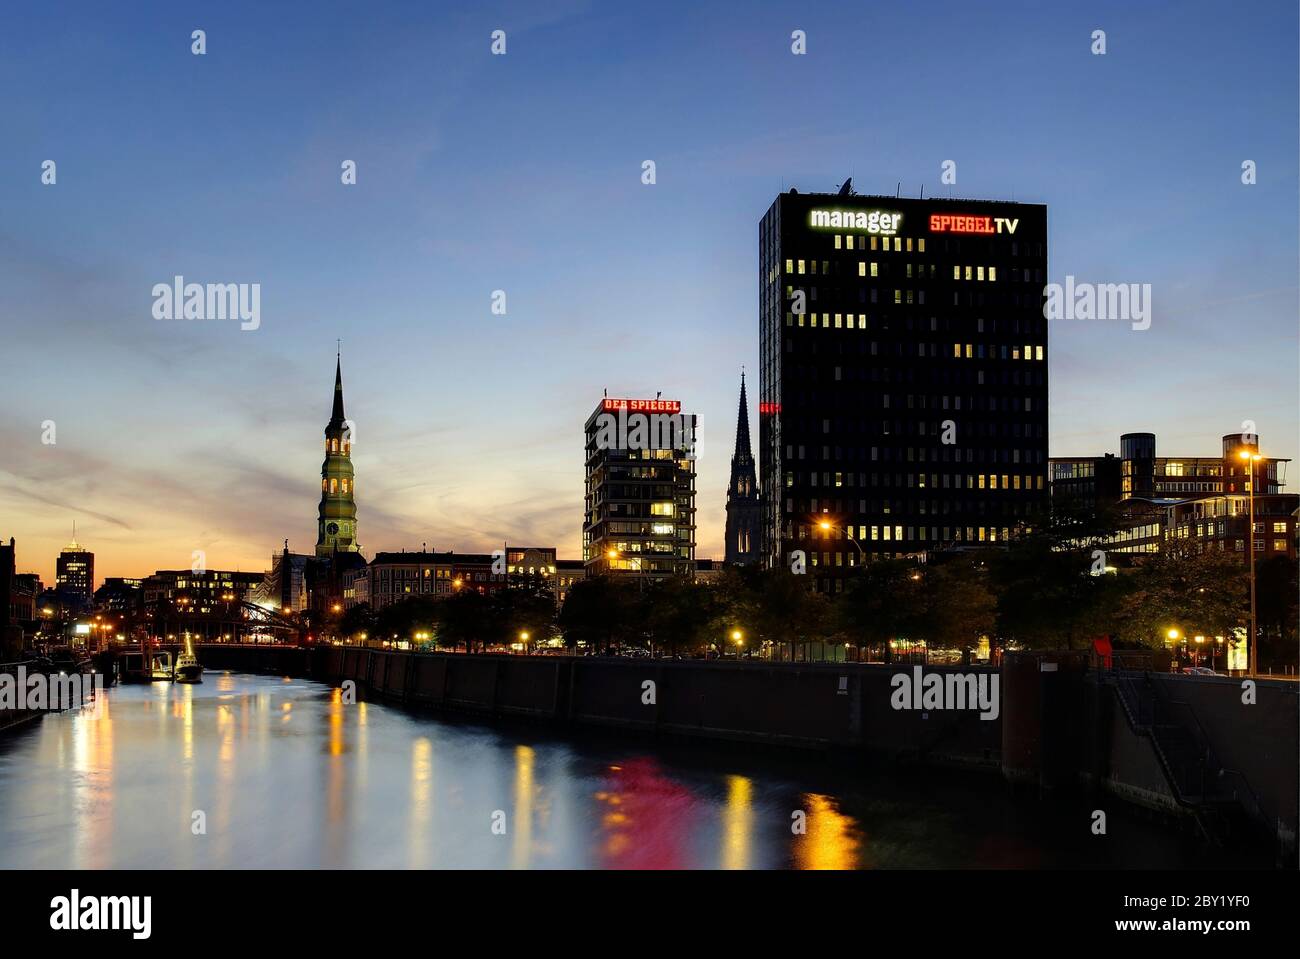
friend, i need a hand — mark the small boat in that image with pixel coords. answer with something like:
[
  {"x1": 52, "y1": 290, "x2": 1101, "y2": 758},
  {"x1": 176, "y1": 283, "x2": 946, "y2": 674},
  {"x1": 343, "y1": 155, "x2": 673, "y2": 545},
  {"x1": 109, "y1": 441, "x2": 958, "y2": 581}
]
[
  {"x1": 150, "y1": 651, "x2": 174, "y2": 682},
  {"x1": 174, "y1": 649, "x2": 203, "y2": 684}
]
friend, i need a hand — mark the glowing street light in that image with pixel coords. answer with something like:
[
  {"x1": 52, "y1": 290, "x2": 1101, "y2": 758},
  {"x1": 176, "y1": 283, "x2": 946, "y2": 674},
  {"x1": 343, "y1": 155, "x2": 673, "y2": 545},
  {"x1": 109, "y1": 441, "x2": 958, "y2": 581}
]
[{"x1": 816, "y1": 516, "x2": 864, "y2": 566}]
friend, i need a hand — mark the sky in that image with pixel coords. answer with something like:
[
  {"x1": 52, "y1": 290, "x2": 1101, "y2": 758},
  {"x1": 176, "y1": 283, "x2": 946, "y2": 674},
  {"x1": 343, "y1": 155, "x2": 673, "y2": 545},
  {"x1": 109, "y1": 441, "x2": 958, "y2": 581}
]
[{"x1": 1, "y1": 0, "x2": 1296, "y2": 585}]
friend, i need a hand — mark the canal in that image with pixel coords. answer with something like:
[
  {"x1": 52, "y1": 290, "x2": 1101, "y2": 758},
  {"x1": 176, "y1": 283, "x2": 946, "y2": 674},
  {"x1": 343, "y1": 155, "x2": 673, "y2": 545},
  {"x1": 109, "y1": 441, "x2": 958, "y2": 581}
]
[{"x1": 0, "y1": 672, "x2": 1272, "y2": 869}]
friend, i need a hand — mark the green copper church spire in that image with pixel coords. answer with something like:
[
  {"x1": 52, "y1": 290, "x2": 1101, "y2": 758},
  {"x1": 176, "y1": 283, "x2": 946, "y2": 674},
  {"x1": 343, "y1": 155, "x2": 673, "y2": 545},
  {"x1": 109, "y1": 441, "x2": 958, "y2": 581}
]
[{"x1": 316, "y1": 349, "x2": 359, "y2": 557}]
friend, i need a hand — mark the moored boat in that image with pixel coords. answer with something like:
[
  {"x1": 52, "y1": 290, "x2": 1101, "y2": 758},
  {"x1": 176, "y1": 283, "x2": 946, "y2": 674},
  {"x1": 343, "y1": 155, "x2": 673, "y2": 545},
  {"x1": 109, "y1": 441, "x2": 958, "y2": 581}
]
[{"x1": 174, "y1": 649, "x2": 203, "y2": 684}]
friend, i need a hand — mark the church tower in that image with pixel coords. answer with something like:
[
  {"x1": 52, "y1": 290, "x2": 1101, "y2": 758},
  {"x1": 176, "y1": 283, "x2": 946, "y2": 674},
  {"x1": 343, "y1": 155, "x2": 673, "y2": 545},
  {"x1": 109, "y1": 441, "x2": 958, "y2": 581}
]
[
  {"x1": 316, "y1": 353, "x2": 360, "y2": 557},
  {"x1": 724, "y1": 371, "x2": 760, "y2": 566}
]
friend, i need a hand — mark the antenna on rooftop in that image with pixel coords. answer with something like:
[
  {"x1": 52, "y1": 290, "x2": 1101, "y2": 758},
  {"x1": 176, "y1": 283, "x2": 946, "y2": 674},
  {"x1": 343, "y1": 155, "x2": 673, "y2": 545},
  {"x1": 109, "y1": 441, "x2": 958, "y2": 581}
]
[
  {"x1": 920, "y1": 184, "x2": 925, "y2": 200},
  {"x1": 836, "y1": 177, "x2": 855, "y2": 196},
  {"x1": 896, "y1": 181, "x2": 901, "y2": 198}
]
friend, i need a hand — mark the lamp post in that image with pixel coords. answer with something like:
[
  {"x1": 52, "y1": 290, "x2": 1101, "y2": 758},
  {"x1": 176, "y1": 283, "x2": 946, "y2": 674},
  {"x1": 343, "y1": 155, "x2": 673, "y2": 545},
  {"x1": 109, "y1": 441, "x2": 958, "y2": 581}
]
[
  {"x1": 606, "y1": 547, "x2": 647, "y2": 592},
  {"x1": 731, "y1": 629, "x2": 744, "y2": 660},
  {"x1": 1238, "y1": 450, "x2": 1262, "y2": 676},
  {"x1": 818, "y1": 519, "x2": 865, "y2": 566}
]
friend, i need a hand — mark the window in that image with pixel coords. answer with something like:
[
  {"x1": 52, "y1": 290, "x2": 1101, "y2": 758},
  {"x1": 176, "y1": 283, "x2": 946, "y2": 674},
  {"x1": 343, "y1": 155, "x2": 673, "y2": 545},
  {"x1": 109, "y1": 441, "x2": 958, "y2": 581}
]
[
  {"x1": 1273, "y1": 540, "x2": 1287, "y2": 551},
  {"x1": 1273, "y1": 522, "x2": 1287, "y2": 533}
]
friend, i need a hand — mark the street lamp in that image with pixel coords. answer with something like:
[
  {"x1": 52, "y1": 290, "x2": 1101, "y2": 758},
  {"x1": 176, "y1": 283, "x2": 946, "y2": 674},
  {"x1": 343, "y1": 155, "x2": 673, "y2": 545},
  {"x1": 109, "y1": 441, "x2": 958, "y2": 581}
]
[
  {"x1": 731, "y1": 629, "x2": 744, "y2": 660},
  {"x1": 1238, "y1": 449, "x2": 1263, "y2": 676},
  {"x1": 519, "y1": 630, "x2": 530, "y2": 655},
  {"x1": 606, "y1": 547, "x2": 647, "y2": 591},
  {"x1": 818, "y1": 518, "x2": 865, "y2": 565}
]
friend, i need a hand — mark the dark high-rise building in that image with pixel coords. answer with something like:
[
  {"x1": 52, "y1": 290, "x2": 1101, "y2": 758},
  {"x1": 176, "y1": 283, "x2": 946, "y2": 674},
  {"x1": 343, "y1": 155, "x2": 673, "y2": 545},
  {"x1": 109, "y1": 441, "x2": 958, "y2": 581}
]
[
  {"x1": 583, "y1": 397, "x2": 697, "y2": 581},
  {"x1": 317, "y1": 353, "x2": 360, "y2": 557},
  {"x1": 724, "y1": 372, "x2": 760, "y2": 565},
  {"x1": 758, "y1": 188, "x2": 1049, "y2": 592},
  {"x1": 56, "y1": 533, "x2": 95, "y2": 607}
]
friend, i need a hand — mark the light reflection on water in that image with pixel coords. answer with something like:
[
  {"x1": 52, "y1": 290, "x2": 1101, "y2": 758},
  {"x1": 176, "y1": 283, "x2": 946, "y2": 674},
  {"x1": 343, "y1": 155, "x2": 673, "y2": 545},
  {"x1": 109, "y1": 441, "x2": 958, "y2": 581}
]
[{"x1": 0, "y1": 672, "x2": 1259, "y2": 870}]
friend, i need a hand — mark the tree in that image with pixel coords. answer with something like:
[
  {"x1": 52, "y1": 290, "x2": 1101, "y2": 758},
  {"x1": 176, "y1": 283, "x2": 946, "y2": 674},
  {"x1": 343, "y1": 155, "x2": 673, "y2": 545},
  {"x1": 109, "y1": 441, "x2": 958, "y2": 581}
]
[
  {"x1": 639, "y1": 575, "x2": 728, "y2": 656},
  {"x1": 835, "y1": 559, "x2": 927, "y2": 659},
  {"x1": 1256, "y1": 554, "x2": 1299, "y2": 670},
  {"x1": 924, "y1": 557, "x2": 997, "y2": 659},
  {"x1": 374, "y1": 596, "x2": 440, "y2": 648},
  {"x1": 338, "y1": 602, "x2": 376, "y2": 642},
  {"x1": 557, "y1": 576, "x2": 639, "y2": 653},
  {"x1": 737, "y1": 568, "x2": 829, "y2": 661},
  {"x1": 488, "y1": 582, "x2": 558, "y2": 652},
  {"x1": 438, "y1": 589, "x2": 490, "y2": 653},
  {"x1": 1115, "y1": 543, "x2": 1247, "y2": 649}
]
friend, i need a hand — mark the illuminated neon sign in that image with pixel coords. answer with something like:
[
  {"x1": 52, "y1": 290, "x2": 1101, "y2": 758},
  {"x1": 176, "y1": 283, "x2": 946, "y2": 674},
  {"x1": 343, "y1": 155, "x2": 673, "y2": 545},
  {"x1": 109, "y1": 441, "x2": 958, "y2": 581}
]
[
  {"x1": 759, "y1": 401, "x2": 781, "y2": 415},
  {"x1": 809, "y1": 209, "x2": 902, "y2": 235},
  {"x1": 602, "y1": 398, "x2": 681, "y2": 414},
  {"x1": 929, "y1": 213, "x2": 1019, "y2": 234}
]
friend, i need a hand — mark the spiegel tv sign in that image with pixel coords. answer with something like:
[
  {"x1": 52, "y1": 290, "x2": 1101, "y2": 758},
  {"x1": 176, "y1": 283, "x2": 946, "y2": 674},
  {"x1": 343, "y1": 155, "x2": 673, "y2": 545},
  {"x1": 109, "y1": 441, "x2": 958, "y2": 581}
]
[{"x1": 928, "y1": 213, "x2": 1019, "y2": 234}]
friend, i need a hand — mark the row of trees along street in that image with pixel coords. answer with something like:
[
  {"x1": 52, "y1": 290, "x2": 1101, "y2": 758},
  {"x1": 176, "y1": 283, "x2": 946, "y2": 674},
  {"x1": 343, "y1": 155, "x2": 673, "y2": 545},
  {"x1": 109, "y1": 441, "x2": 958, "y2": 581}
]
[{"x1": 321, "y1": 505, "x2": 1297, "y2": 669}]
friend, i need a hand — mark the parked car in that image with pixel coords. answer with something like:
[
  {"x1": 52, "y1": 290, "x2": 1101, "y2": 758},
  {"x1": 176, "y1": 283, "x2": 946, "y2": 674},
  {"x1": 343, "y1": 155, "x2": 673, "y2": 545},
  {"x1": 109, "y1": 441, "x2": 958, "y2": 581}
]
[{"x1": 1180, "y1": 666, "x2": 1220, "y2": 676}]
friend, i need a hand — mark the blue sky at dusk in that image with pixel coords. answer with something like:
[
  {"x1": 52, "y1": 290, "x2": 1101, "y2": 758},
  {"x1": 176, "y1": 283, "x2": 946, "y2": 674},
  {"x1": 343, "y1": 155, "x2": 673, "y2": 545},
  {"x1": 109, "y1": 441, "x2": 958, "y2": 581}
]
[{"x1": 1, "y1": 0, "x2": 1296, "y2": 583}]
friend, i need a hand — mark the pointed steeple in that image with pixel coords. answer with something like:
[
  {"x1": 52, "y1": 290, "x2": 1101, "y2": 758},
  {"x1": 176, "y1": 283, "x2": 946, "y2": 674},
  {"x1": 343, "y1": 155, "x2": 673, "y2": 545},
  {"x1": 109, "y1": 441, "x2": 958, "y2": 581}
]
[
  {"x1": 724, "y1": 369, "x2": 760, "y2": 566},
  {"x1": 329, "y1": 350, "x2": 346, "y2": 427},
  {"x1": 732, "y1": 369, "x2": 753, "y2": 465}
]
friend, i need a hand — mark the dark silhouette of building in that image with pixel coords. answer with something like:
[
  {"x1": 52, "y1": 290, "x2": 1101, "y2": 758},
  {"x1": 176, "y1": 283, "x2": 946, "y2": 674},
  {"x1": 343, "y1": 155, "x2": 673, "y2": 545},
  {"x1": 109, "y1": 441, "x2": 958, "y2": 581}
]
[
  {"x1": 724, "y1": 371, "x2": 760, "y2": 565},
  {"x1": 758, "y1": 187, "x2": 1050, "y2": 592}
]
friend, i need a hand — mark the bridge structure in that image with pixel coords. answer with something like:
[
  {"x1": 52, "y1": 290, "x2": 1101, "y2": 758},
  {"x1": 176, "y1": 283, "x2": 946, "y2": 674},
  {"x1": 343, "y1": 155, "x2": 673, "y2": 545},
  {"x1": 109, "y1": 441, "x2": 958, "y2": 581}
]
[{"x1": 142, "y1": 596, "x2": 302, "y2": 644}]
